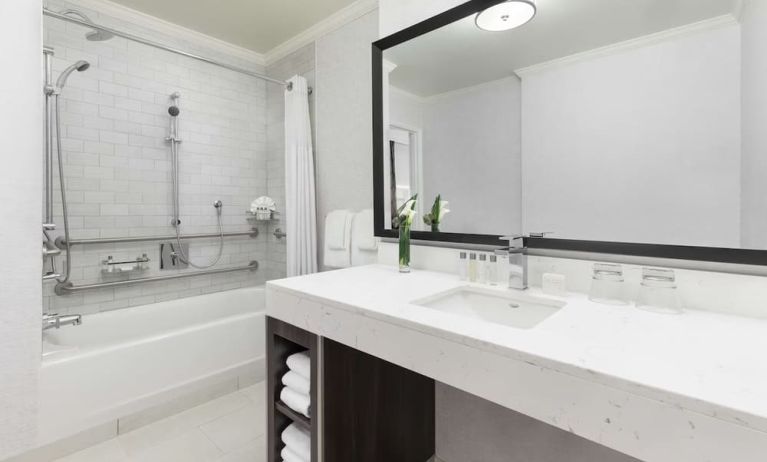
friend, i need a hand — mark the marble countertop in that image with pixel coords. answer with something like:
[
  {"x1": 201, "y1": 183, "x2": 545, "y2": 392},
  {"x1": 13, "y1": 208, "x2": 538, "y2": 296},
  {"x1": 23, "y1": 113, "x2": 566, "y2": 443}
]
[{"x1": 267, "y1": 264, "x2": 767, "y2": 435}]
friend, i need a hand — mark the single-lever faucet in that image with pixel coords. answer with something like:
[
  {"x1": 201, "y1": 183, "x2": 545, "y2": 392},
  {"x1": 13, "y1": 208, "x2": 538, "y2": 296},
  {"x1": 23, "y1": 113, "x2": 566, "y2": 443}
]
[
  {"x1": 496, "y1": 235, "x2": 528, "y2": 290},
  {"x1": 42, "y1": 313, "x2": 82, "y2": 331}
]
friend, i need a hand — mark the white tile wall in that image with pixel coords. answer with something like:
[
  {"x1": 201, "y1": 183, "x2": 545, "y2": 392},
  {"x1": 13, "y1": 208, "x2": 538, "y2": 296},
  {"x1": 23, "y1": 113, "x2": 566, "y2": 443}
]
[{"x1": 42, "y1": 0, "x2": 290, "y2": 314}]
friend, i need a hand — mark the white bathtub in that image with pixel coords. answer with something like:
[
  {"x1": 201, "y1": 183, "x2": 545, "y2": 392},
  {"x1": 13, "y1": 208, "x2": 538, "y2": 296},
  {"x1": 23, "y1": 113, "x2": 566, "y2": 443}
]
[{"x1": 38, "y1": 287, "x2": 265, "y2": 446}]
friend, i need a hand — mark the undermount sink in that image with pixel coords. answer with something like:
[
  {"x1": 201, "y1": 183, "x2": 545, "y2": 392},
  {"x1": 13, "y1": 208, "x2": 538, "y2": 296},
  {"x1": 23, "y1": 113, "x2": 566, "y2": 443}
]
[{"x1": 412, "y1": 286, "x2": 565, "y2": 329}]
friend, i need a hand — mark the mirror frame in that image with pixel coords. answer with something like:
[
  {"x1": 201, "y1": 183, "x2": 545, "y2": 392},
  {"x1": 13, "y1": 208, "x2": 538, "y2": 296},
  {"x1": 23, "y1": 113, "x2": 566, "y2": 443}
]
[{"x1": 372, "y1": 0, "x2": 767, "y2": 266}]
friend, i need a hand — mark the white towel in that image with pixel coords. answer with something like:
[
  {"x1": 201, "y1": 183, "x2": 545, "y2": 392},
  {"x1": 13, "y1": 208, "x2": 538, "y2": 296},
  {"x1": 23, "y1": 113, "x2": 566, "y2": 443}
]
[
  {"x1": 282, "y1": 370, "x2": 311, "y2": 395},
  {"x1": 351, "y1": 209, "x2": 378, "y2": 266},
  {"x1": 281, "y1": 386, "x2": 311, "y2": 418},
  {"x1": 281, "y1": 446, "x2": 309, "y2": 462},
  {"x1": 325, "y1": 209, "x2": 351, "y2": 250},
  {"x1": 323, "y1": 210, "x2": 353, "y2": 268},
  {"x1": 286, "y1": 351, "x2": 311, "y2": 379},
  {"x1": 282, "y1": 423, "x2": 311, "y2": 462}
]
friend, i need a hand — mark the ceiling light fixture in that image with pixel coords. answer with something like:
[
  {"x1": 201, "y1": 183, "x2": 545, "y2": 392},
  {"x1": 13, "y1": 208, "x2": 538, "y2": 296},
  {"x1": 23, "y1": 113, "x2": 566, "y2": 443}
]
[{"x1": 475, "y1": 0, "x2": 537, "y2": 32}]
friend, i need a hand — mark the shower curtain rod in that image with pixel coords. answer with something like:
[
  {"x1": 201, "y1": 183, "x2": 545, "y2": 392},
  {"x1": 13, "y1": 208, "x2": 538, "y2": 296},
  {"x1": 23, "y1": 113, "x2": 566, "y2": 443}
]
[{"x1": 43, "y1": 8, "x2": 311, "y2": 92}]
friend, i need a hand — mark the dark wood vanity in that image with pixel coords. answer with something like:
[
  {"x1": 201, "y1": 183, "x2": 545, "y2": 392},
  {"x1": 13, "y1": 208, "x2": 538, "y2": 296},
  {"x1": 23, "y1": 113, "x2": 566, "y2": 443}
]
[{"x1": 266, "y1": 317, "x2": 435, "y2": 462}]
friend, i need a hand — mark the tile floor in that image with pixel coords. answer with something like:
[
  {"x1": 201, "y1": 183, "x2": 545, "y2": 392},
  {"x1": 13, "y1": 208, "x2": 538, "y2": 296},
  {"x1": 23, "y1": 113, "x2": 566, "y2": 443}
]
[{"x1": 51, "y1": 382, "x2": 266, "y2": 462}]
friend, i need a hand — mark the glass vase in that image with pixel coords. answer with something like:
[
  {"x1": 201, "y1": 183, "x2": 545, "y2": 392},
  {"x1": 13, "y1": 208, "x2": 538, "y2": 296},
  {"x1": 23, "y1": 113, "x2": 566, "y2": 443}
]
[
  {"x1": 431, "y1": 223, "x2": 440, "y2": 233},
  {"x1": 399, "y1": 224, "x2": 411, "y2": 273}
]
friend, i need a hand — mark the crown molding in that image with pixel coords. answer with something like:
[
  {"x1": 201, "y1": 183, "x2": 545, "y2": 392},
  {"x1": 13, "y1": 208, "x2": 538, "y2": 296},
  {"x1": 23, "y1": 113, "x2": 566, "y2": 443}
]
[
  {"x1": 51, "y1": 0, "x2": 266, "y2": 67},
  {"x1": 265, "y1": 0, "x2": 378, "y2": 66},
  {"x1": 515, "y1": 14, "x2": 738, "y2": 78}
]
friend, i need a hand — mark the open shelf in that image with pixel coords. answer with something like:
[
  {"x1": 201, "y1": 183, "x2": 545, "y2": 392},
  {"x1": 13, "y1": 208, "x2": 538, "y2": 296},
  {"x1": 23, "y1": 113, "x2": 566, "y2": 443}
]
[
  {"x1": 275, "y1": 400, "x2": 311, "y2": 430},
  {"x1": 267, "y1": 317, "x2": 318, "y2": 462}
]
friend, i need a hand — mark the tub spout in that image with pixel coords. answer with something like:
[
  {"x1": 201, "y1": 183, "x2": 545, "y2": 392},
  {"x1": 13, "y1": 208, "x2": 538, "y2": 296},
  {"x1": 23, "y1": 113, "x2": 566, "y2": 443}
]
[{"x1": 43, "y1": 313, "x2": 82, "y2": 331}]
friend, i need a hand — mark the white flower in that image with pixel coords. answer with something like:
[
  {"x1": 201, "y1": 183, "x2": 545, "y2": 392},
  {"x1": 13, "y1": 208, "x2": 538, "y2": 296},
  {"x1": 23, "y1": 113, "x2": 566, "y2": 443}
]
[{"x1": 438, "y1": 201, "x2": 450, "y2": 221}]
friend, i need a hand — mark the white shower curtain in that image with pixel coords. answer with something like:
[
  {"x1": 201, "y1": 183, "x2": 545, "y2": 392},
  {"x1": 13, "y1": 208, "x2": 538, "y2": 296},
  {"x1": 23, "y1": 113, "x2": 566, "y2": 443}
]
[{"x1": 285, "y1": 75, "x2": 318, "y2": 276}]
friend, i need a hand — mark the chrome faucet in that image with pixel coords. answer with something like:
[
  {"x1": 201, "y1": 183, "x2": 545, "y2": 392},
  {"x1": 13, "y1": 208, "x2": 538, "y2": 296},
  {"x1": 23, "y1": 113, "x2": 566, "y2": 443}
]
[
  {"x1": 42, "y1": 313, "x2": 82, "y2": 331},
  {"x1": 496, "y1": 235, "x2": 528, "y2": 290}
]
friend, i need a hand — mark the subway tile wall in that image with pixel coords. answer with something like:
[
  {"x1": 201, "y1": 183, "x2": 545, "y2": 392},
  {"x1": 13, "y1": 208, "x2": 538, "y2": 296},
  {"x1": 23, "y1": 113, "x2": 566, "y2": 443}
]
[{"x1": 42, "y1": 0, "x2": 306, "y2": 314}]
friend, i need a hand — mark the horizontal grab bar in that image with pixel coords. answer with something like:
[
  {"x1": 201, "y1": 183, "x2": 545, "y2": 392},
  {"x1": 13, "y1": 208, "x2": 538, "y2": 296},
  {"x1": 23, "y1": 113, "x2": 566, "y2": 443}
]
[
  {"x1": 54, "y1": 261, "x2": 259, "y2": 295},
  {"x1": 56, "y1": 229, "x2": 259, "y2": 248}
]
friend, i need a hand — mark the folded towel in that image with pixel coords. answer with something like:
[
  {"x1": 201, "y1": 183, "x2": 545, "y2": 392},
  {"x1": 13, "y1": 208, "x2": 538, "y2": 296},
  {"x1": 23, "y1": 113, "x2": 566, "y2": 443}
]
[
  {"x1": 282, "y1": 423, "x2": 311, "y2": 462},
  {"x1": 286, "y1": 351, "x2": 310, "y2": 379},
  {"x1": 281, "y1": 386, "x2": 311, "y2": 418},
  {"x1": 323, "y1": 210, "x2": 353, "y2": 268},
  {"x1": 325, "y1": 210, "x2": 351, "y2": 250},
  {"x1": 353, "y1": 209, "x2": 377, "y2": 251},
  {"x1": 281, "y1": 445, "x2": 309, "y2": 462},
  {"x1": 282, "y1": 370, "x2": 311, "y2": 395},
  {"x1": 351, "y1": 209, "x2": 378, "y2": 266}
]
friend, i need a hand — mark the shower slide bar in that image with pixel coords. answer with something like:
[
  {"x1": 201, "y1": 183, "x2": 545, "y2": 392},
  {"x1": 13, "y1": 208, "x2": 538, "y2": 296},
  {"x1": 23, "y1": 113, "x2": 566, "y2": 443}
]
[
  {"x1": 42, "y1": 8, "x2": 312, "y2": 93},
  {"x1": 55, "y1": 260, "x2": 259, "y2": 295},
  {"x1": 56, "y1": 230, "x2": 259, "y2": 249}
]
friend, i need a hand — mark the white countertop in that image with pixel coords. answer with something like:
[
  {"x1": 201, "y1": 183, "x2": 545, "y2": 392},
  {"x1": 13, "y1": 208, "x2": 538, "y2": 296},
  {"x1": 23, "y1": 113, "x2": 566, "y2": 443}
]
[{"x1": 268, "y1": 264, "x2": 767, "y2": 436}]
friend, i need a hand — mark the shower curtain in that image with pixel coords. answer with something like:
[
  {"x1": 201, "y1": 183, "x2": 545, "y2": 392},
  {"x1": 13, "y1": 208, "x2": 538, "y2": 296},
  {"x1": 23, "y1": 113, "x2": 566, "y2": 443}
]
[{"x1": 285, "y1": 75, "x2": 318, "y2": 276}]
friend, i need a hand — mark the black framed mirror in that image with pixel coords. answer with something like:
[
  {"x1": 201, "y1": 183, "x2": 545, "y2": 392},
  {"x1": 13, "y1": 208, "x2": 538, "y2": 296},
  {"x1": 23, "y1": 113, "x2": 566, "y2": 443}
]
[{"x1": 373, "y1": 0, "x2": 767, "y2": 266}]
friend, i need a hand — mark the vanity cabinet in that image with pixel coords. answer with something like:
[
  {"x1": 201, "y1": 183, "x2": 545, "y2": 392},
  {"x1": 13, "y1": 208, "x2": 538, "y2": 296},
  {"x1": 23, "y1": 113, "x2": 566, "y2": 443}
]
[{"x1": 266, "y1": 316, "x2": 435, "y2": 462}]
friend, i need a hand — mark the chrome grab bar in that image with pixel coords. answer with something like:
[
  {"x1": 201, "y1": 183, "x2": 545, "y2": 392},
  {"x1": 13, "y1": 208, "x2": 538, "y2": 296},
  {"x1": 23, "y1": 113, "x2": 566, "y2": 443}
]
[
  {"x1": 56, "y1": 229, "x2": 259, "y2": 248},
  {"x1": 54, "y1": 261, "x2": 259, "y2": 295}
]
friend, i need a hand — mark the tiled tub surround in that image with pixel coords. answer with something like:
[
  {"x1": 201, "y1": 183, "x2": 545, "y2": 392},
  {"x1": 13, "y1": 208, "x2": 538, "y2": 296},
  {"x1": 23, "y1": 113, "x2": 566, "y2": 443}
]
[
  {"x1": 15, "y1": 287, "x2": 265, "y2": 461},
  {"x1": 267, "y1": 265, "x2": 767, "y2": 462},
  {"x1": 43, "y1": 0, "x2": 278, "y2": 314}
]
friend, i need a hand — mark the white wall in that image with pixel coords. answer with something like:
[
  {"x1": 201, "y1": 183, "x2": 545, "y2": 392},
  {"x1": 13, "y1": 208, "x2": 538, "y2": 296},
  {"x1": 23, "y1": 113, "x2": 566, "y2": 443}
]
[
  {"x1": 521, "y1": 24, "x2": 742, "y2": 248},
  {"x1": 0, "y1": 0, "x2": 42, "y2": 458},
  {"x1": 421, "y1": 77, "x2": 522, "y2": 235},
  {"x1": 390, "y1": 78, "x2": 523, "y2": 235},
  {"x1": 741, "y1": 0, "x2": 767, "y2": 249},
  {"x1": 315, "y1": 10, "x2": 379, "y2": 269}
]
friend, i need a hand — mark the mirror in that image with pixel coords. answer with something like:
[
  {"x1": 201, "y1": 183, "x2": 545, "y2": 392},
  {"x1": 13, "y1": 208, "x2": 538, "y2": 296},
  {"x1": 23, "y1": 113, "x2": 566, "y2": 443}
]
[{"x1": 375, "y1": 0, "x2": 767, "y2": 260}]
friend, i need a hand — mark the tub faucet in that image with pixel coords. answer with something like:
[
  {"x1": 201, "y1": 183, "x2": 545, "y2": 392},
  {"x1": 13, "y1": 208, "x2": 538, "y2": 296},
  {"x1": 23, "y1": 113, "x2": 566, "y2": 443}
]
[{"x1": 43, "y1": 313, "x2": 82, "y2": 331}]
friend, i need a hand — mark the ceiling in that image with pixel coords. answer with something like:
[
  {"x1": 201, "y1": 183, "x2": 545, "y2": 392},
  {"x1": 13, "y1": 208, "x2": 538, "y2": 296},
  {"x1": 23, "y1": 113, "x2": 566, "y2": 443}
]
[
  {"x1": 108, "y1": 0, "x2": 360, "y2": 53},
  {"x1": 386, "y1": 0, "x2": 739, "y2": 97}
]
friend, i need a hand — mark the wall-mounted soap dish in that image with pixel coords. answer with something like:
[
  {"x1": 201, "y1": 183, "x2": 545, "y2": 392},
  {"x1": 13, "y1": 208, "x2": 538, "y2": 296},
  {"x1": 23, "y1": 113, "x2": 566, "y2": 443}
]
[{"x1": 101, "y1": 254, "x2": 150, "y2": 274}]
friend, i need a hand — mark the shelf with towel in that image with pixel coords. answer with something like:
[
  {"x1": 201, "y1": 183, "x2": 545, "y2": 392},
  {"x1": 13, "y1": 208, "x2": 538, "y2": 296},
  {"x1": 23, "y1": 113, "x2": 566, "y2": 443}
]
[{"x1": 267, "y1": 317, "x2": 318, "y2": 462}]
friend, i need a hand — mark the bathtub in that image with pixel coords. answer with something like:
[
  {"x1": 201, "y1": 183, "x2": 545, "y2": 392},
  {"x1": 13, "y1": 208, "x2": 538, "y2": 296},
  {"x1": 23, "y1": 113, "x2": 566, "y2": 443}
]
[{"x1": 38, "y1": 287, "x2": 265, "y2": 446}]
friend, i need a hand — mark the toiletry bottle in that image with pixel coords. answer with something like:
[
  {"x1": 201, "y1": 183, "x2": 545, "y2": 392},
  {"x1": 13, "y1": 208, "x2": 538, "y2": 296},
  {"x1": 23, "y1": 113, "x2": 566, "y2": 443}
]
[
  {"x1": 458, "y1": 251, "x2": 468, "y2": 281},
  {"x1": 487, "y1": 254, "x2": 498, "y2": 285},
  {"x1": 478, "y1": 254, "x2": 488, "y2": 284},
  {"x1": 468, "y1": 253, "x2": 477, "y2": 282}
]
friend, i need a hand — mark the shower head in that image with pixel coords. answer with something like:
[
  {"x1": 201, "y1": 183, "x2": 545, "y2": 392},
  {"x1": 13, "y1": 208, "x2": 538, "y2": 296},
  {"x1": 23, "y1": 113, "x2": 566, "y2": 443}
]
[
  {"x1": 59, "y1": 9, "x2": 114, "y2": 42},
  {"x1": 55, "y1": 60, "x2": 90, "y2": 90},
  {"x1": 168, "y1": 106, "x2": 180, "y2": 117}
]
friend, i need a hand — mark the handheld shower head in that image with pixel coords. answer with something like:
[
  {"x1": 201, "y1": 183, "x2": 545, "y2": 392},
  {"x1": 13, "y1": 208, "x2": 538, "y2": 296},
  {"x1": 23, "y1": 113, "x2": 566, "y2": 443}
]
[{"x1": 56, "y1": 60, "x2": 90, "y2": 90}]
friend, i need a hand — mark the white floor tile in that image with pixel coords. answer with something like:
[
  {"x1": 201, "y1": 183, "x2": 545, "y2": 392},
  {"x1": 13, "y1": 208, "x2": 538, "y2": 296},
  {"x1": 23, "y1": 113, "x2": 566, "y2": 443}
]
[
  {"x1": 52, "y1": 440, "x2": 129, "y2": 462},
  {"x1": 199, "y1": 402, "x2": 266, "y2": 453},
  {"x1": 239, "y1": 382, "x2": 265, "y2": 406},
  {"x1": 214, "y1": 435, "x2": 266, "y2": 462},
  {"x1": 127, "y1": 429, "x2": 223, "y2": 462},
  {"x1": 118, "y1": 391, "x2": 252, "y2": 456}
]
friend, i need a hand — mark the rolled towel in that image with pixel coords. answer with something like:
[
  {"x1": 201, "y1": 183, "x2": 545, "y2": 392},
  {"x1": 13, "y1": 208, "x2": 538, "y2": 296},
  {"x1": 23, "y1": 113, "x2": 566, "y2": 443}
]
[
  {"x1": 281, "y1": 386, "x2": 311, "y2": 418},
  {"x1": 281, "y1": 445, "x2": 309, "y2": 462},
  {"x1": 286, "y1": 351, "x2": 310, "y2": 379},
  {"x1": 282, "y1": 423, "x2": 311, "y2": 461},
  {"x1": 282, "y1": 370, "x2": 311, "y2": 395}
]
